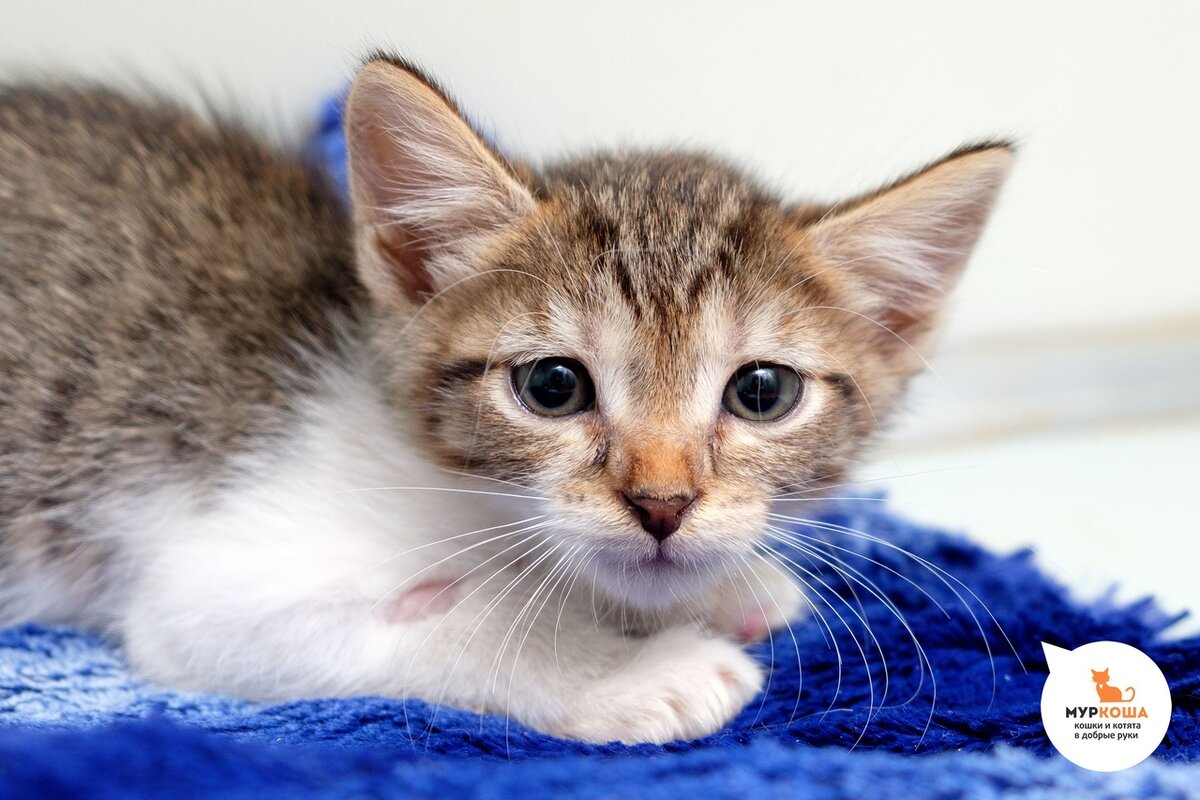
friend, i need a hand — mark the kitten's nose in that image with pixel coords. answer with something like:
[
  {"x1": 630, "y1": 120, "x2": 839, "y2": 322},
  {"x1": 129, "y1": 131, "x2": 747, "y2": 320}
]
[{"x1": 622, "y1": 492, "x2": 697, "y2": 542}]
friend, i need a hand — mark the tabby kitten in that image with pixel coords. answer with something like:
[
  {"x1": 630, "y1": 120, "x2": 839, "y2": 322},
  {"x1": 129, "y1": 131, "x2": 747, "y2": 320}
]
[{"x1": 0, "y1": 56, "x2": 1011, "y2": 744}]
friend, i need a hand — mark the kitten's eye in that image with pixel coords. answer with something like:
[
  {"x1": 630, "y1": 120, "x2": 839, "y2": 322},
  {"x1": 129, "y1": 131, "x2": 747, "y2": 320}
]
[
  {"x1": 512, "y1": 358, "x2": 595, "y2": 417},
  {"x1": 723, "y1": 363, "x2": 803, "y2": 422}
]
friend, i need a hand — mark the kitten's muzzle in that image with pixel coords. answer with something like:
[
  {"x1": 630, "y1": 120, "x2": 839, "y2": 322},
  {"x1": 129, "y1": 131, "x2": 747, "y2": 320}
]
[{"x1": 622, "y1": 492, "x2": 697, "y2": 542}]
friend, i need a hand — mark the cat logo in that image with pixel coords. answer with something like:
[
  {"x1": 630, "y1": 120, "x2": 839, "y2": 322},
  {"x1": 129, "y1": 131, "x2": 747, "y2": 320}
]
[
  {"x1": 1091, "y1": 668, "x2": 1136, "y2": 703},
  {"x1": 1042, "y1": 641, "x2": 1171, "y2": 771}
]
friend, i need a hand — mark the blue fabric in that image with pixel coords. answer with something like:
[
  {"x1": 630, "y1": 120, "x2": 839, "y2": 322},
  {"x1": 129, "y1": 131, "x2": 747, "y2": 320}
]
[
  {"x1": 313, "y1": 97, "x2": 349, "y2": 200},
  {"x1": 1, "y1": 499, "x2": 1197, "y2": 798}
]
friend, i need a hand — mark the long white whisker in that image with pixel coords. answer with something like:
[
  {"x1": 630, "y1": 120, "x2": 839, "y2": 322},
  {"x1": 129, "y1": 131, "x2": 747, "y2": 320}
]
[
  {"x1": 757, "y1": 545, "x2": 881, "y2": 747},
  {"x1": 772, "y1": 526, "x2": 951, "y2": 618},
  {"x1": 770, "y1": 464, "x2": 982, "y2": 500},
  {"x1": 398, "y1": 531, "x2": 553, "y2": 741},
  {"x1": 740, "y1": 552, "x2": 806, "y2": 724},
  {"x1": 771, "y1": 512, "x2": 1024, "y2": 710},
  {"x1": 501, "y1": 542, "x2": 587, "y2": 752},
  {"x1": 754, "y1": 548, "x2": 849, "y2": 718},
  {"x1": 765, "y1": 528, "x2": 937, "y2": 715},
  {"x1": 361, "y1": 514, "x2": 546, "y2": 573},
  {"x1": 729, "y1": 558, "x2": 776, "y2": 730},
  {"x1": 340, "y1": 485, "x2": 544, "y2": 501},
  {"x1": 367, "y1": 519, "x2": 550, "y2": 615},
  {"x1": 554, "y1": 545, "x2": 598, "y2": 675},
  {"x1": 438, "y1": 468, "x2": 544, "y2": 494},
  {"x1": 423, "y1": 535, "x2": 562, "y2": 741},
  {"x1": 764, "y1": 530, "x2": 939, "y2": 740}
]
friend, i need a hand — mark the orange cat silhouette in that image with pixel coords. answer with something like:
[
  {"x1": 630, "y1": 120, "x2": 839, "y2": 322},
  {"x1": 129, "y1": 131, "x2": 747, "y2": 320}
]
[{"x1": 1092, "y1": 668, "x2": 1136, "y2": 703}]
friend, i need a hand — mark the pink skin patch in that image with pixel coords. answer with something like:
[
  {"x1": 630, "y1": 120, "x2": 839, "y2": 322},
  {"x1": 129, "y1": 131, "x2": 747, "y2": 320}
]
[
  {"x1": 383, "y1": 578, "x2": 458, "y2": 623},
  {"x1": 735, "y1": 610, "x2": 770, "y2": 644}
]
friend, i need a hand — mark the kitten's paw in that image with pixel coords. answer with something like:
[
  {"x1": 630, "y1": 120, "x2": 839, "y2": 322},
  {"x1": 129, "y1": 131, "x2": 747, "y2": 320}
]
[{"x1": 553, "y1": 628, "x2": 763, "y2": 744}]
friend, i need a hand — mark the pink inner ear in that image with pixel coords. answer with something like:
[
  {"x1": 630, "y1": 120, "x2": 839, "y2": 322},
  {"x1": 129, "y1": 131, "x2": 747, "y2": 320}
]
[
  {"x1": 877, "y1": 305, "x2": 925, "y2": 337},
  {"x1": 344, "y1": 62, "x2": 537, "y2": 307},
  {"x1": 372, "y1": 228, "x2": 435, "y2": 301},
  {"x1": 805, "y1": 146, "x2": 1013, "y2": 334}
]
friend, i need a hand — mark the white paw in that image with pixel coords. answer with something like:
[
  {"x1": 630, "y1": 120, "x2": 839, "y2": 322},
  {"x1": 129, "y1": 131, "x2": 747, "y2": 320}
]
[{"x1": 552, "y1": 627, "x2": 764, "y2": 744}]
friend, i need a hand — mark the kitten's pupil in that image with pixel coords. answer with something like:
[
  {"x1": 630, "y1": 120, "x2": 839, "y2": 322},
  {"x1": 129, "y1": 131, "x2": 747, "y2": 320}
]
[
  {"x1": 737, "y1": 368, "x2": 780, "y2": 413},
  {"x1": 534, "y1": 363, "x2": 576, "y2": 406},
  {"x1": 724, "y1": 364, "x2": 802, "y2": 422},
  {"x1": 514, "y1": 358, "x2": 595, "y2": 417}
]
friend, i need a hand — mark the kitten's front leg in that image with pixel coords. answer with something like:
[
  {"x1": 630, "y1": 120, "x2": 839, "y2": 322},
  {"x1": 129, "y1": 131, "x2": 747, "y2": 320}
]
[
  {"x1": 121, "y1": 520, "x2": 764, "y2": 744},
  {"x1": 551, "y1": 625, "x2": 763, "y2": 744}
]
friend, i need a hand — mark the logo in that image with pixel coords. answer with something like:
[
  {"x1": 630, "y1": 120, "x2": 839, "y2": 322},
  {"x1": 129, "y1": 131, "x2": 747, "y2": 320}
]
[
  {"x1": 1091, "y1": 667, "x2": 1135, "y2": 704},
  {"x1": 1041, "y1": 641, "x2": 1171, "y2": 772}
]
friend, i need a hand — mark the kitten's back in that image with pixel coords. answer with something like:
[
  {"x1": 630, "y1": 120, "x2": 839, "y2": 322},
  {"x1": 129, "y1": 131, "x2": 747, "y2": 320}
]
[{"x1": 0, "y1": 86, "x2": 358, "y2": 570}]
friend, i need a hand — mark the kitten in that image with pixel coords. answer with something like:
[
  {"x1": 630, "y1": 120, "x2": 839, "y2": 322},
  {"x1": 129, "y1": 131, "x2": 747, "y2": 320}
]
[{"x1": 0, "y1": 55, "x2": 1011, "y2": 744}]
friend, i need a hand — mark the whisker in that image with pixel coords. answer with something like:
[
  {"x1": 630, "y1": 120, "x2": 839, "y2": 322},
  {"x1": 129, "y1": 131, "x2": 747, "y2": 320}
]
[
  {"x1": 339, "y1": 485, "x2": 545, "y2": 501},
  {"x1": 755, "y1": 545, "x2": 881, "y2": 746},
  {"x1": 753, "y1": 548, "x2": 854, "y2": 722},
  {"x1": 438, "y1": 468, "x2": 544, "y2": 495},
  {"x1": 764, "y1": 531, "x2": 938, "y2": 741},
  {"x1": 728, "y1": 559, "x2": 776, "y2": 730},
  {"x1": 769, "y1": 464, "x2": 983, "y2": 501},
  {"x1": 769, "y1": 526, "x2": 951, "y2": 618},
  {"x1": 770, "y1": 512, "x2": 1025, "y2": 711},
  {"x1": 501, "y1": 542, "x2": 587, "y2": 752},
  {"x1": 492, "y1": 541, "x2": 579, "y2": 693},
  {"x1": 421, "y1": 535, "x2": 564, "y2": 743},
  {"x1": 736, "y1": 554, "x2": 807, "y2": 725},
  {"x1": 765, "y1": 528, "x2": 937, "y2": 717},
  {"x1": 361, "y1": 514, "x2": 547, "y2": 572},
  {"x1": 398, "y1": 531, "x2": 553, "y2": 742},
  {"x1": 366, "y1": 519, "x2": 550, "y2": 615},
  {"x1": 554, "y1": 545, "x2": 599, "y2": 675}
]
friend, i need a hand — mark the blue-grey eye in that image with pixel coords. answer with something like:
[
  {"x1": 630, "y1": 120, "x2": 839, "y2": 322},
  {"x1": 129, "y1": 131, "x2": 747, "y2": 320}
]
[
  {"x1": 723, "y1": 363, "x2": 802, "y2": 422},
  {"x1": 513, "y1": 358, "x2": 595, "y2": 417}
]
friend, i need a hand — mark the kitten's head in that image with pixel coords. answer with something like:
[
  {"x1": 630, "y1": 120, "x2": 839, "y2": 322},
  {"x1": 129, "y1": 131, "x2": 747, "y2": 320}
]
[
  {"x1": 1093, "y1": 669, "x2": 1110, "y2": 683},
  {"x1": 344, "y1": 58, "x2": 1012, "y2": 608}
]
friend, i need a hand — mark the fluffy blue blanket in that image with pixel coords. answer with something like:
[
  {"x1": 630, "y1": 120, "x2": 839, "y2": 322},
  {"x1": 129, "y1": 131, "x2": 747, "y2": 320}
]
[{"x1": 1, "y1": 499, "x2": 1197, "y2": 799}]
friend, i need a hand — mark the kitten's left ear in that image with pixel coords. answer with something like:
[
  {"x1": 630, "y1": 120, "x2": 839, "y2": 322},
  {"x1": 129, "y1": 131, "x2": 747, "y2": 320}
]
[
  {"x1": 344, "y1": 57, "x2": 537, "y2": 306},
  {"x1": 804, "y1": 143, "x2": 1014, "y2": 337}
]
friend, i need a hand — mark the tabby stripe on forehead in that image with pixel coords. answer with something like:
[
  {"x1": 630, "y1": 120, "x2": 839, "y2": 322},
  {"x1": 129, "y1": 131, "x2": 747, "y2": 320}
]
[{"x1": 611, "y1": 266, "x2": 643, "y2": 319}]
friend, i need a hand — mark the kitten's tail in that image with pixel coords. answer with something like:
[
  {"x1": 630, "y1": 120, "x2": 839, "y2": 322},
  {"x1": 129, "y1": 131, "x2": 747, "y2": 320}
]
[{"x1": 1124, "y1": 686, "x2": 1136, "y2": 702}]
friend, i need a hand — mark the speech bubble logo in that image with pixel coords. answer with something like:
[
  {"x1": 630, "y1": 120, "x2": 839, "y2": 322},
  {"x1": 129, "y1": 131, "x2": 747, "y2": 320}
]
[{"x1": 1040, "y1": 640, "x2": 1171, "y2": 771}]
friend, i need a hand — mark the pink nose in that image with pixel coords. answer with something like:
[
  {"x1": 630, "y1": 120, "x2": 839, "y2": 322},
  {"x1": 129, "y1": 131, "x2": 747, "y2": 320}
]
[{"x1": 622, "y1": 492, "x2": 697, "y2": 542}]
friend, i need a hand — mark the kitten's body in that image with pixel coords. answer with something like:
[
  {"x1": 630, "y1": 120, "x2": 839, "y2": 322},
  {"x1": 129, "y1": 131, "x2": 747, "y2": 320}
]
[
  {"x1": 0, "y1": 60, "x2": 1011, "y2": 743},
  {"x1": 0, "y1": 86, "x2": 359, "y2": 622}
]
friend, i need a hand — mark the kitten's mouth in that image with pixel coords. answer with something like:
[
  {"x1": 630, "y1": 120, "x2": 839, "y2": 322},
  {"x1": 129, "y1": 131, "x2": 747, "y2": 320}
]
[
  {"x1": 640, "y1": 541, "x2": 706, "y2": 574},
  {"x1": 589, "y1": 544, "x2": 724, "y2": 610},
  {"x1": 648, "y1": 548, "x2": 675, "y2": 567},
  {"x1": 596, "y1": 543, "x2": 689, "y2": 575}
]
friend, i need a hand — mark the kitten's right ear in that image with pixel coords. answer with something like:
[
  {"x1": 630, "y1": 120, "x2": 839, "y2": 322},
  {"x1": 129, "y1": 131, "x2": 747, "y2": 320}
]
[
  {"x1": 802, "y1": 143, "x2": 1014, "y2": 341},
  {"x1": 344, "y1": 57, "x2": 537, "y2": 306}
]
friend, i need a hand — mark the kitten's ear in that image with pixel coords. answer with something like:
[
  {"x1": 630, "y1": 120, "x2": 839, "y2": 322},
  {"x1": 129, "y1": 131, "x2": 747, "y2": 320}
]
[
  {"x1": 344, "y1": 58, "x2": 537, "y2": 305},
  {"x1": 804, "y1": 143, "x2": 1014, "y2": 338}
]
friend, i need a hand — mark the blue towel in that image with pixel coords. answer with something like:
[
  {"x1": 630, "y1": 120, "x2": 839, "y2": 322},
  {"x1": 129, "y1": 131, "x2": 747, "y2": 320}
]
[{"x1": 1, "y1": 498, "x2": 1197, "y2": 798}]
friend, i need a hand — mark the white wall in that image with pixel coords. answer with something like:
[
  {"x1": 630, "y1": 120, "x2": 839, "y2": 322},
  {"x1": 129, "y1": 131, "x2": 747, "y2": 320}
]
[{"x1": 3, "y1": 0, "x2": 1199, "y2": 345}]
